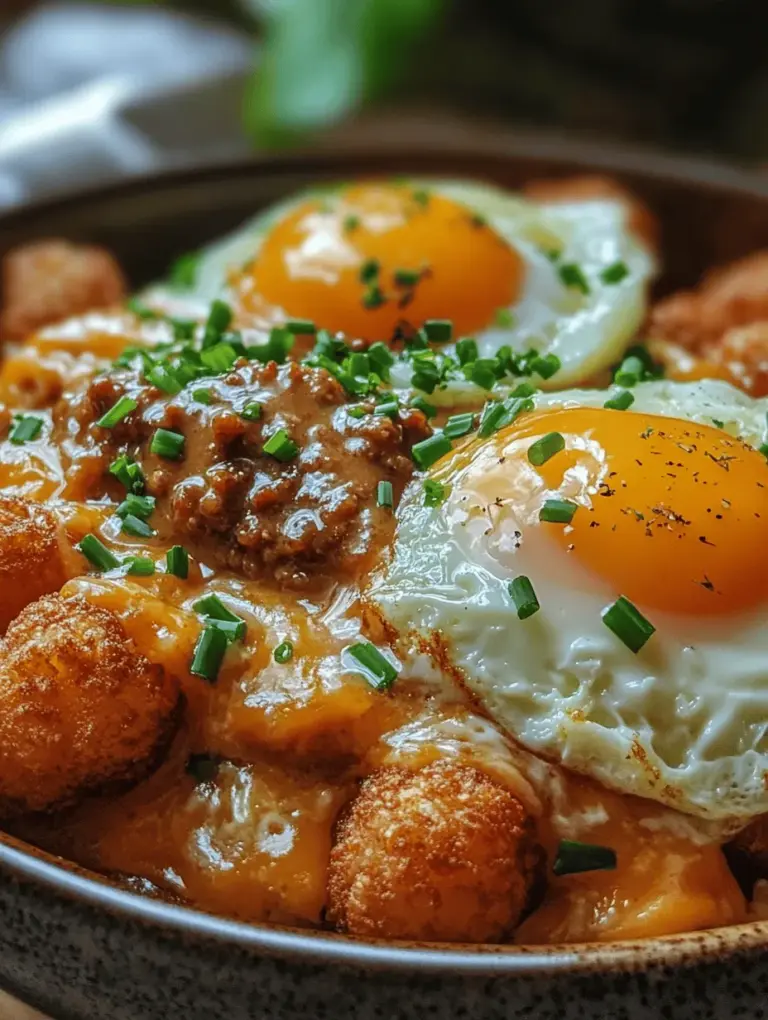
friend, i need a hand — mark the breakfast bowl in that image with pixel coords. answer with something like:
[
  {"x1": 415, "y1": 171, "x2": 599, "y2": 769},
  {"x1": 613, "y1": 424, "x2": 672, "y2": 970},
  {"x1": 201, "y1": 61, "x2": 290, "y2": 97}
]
[{"x1": 2, "y1": 134, "x2": 768, "y2": 1020}]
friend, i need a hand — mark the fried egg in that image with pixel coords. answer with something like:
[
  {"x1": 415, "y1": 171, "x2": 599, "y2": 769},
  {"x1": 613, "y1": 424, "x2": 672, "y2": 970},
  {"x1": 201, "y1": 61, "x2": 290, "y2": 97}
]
[
  {"x1": 370, "y1": 379, "x2": 768, "y2": 825},
  {"x1": 178, "y1": 179, "x2": 654, "y2": 393}
]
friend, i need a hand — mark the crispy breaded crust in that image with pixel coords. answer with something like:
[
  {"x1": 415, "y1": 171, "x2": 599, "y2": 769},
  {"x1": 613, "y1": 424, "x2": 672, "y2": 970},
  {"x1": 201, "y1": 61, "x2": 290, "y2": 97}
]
[
  {"x1": 327, "y1": 759, "x2": 540, "y2": 943},
  {"x1": 0, "y1": 240, "x2": 126, "y2": 341},
  {"x1": 523, "y1": 174, "x2": 658, "y2": 250},
  {"x1": 650, "y1": 251, "x2": 768, "y2": 353},
  {"x1": 0, "y1": 593, "x2": 181, "y2": 815},
  {"x1": 0, "y1": 496, "x2": 69, "y2": 632}
]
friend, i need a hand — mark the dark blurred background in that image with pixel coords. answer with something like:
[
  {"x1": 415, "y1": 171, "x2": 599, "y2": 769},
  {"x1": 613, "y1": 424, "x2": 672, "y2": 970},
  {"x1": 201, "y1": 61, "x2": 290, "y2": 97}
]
[{"x1": 1, "y1": 0, "x2": 767, "y2": 207}]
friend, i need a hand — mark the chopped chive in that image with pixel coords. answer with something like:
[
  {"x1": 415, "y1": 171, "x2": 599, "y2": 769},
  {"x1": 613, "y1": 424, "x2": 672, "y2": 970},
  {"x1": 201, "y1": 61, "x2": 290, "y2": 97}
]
[
  {"x1": 126, "y1": 555, "x2": 155, "y2": 577},
  {"x1": 711, "y1": 418, "x2": 725, "y2": 429},
  {"x1": 539, "y1": 498, "x2": 578, "y2": 524},
  {"x1": 116, "y1": 493, "x2": 155, "y2": 520},
  {"x1": 150, "y1": 428, "x2": 185, "y2": 460},
  {"x1": 262, "y1": 428, "x2": 299, "y2": 462},
  {"x1": 444, "y1": 412, "x2": 475, "y2": 439},
  {"x1": 200, "y1": 342, "x2": 238, "y2": 374},
  {"x1": 121, "y1": 513, "x2": 155, "y2": 539},
  {"x1": 470, "y1": 212, "x2": 487, "y2": 228},
  {"x1": 362, "y1": 285, "x2": 385, "y2": 309},
  {"x1": 373, "y1": 400, "x2": 399, "y2": 420},
  {"x1": 96, "y1": 396, "x2": 138, "y2": 429},
  {"x1": 166, "y1": 545, "x2": 189, "y2": 579},
  {"x1": 347, "y1": 405, "x2": 367, "y2": 420},
  {"x1": 602, "y1": 595, "x2": 655, "y2": 653},
  {"x1": 423, "y1": 319, "x2": 452, "y2": 343},
  {"x1": 614, "y1": 355, "x2": 645, "y2": 388},
  {"x1": 527, "y1": 431, "x2": 565, "y2": 466},
  {"x1": 495, "y1": 308, "x2": 515, "y2": 328},
  {"x1": 511, "y1": 381, "x2": 537, "y2": 398},
  {"x1": 274, "y1": 640, "x2": 294, "y2": 664},
  {"x1": 169, "y1": 251, "x2": 200, "y2": 289},
  {"x1": 246, "y1": 326, "x2": 295, "y2": 365},
  {"x1": 478, "y1": 396, "x2": 533, "y2": 439},
  {"x1": 367, "y1": 341, "x2": 395, "y2": 380},
  {"x1": 410, "y1": 395, "x2": 437, "y2": 419},
  {"x1": 424, "y1": 479, "x2": 448, "y2": 507},
  {"x1": 760, "y1": 444, "x2": 768, "y2": 461},
  {"x1": 109, "y1": 455, "x2": 145, "y2": 494},
  {"x1": 411, "y1": 433, "x2": 452, "y2": 470},
  {"x1": 77, "y1": 534, "x2": 121, "y2": 572},
  {"x1": 393, "y1": 268, "x2": 421, "y2": 287},
  {"x1": 146, "y1": 364, "x2": 183, "y2": 395},
  {"x1": 508, "y1": 575, "x2": 540, "y2": 619},
  {"x1": 8, "y1": 414, "x2": 43, "y2": 445},
  {"x1": 468, "y1": 358, "x2": 497, "y2": 390},
  {"x1": 604, "y1": 389, "x2": 635, "y2": 411},
  {"x1": 553, "y1": 840, "x2": 617, "y2": 876},
  {"x1": 478, "y1": 402, "x2": 507, "y2": 438},
  {"x1": 240, "y1": 401, "x2": 262, "y2": 422},
  {"x1": 544, "y1": 248, "x2": 562, "y2": 263},
  {"x1": 412, "y1": 188, "x2": 430, "y2": 207},
  {"x1": 192, "y1": 388, "x2": 212, "y2": 405},
  {"x1": 190, "y1": 624, "x2": 228, "y2": 683},
  {"x1": 347, "y1": 641, "x2": 398, "y2": 690},
  {"x1": 343, "y1": 214, "x2": 360, "y2": 232},
  {"x1": 359, "y1": 258, "x2": 380, "y2": 284},
  {"x1": 193, "y1": 594, "x2": 246, "y2": 644},
  {"x1": 531, "y1": 353, "x2": 561, "y2": 380},
  {"x1": 600, "y1": 261, "x2": 630, "y2": 285},
  {"x1": 171, "y1": 318, "x2": 197, "y2": 341},
  {"x1": 126, "y1": 297, "x2": 160, "y2": 321},
  {"x1": 376, "y1": 480, "x2": 394, "y2": 508},
  {"x1": 558, "y1": 263, "x2": 591, "y2": 295},
  {"x1": 202, "y1": 299, "x2": 233, "y2": 346},
  {"x1": 285, "y1": 319, "x2": 316, "y2": 335},
  {"x1": 455, "y1": 337, "x2": 478, "y2": 365},
  {"x1": 411, "y1": 359, "x2": 440, "y2": 393}
]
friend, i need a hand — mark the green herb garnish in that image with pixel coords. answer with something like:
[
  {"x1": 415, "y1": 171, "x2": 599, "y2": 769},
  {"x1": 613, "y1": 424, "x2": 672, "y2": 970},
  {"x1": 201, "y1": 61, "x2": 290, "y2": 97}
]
[{"x1": 602, "y1": 595, "x2": 655, "y2": 653}]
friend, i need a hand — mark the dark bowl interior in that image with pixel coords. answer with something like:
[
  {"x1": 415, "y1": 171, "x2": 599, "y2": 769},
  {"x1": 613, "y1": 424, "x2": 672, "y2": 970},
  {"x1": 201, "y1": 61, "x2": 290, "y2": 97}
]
[
  {"x1": 1, "y1": 135, "x2": 768, "y2": 295},
  {"x1": 2, "y1": 136, "x2": 768, "y2": 1020}
]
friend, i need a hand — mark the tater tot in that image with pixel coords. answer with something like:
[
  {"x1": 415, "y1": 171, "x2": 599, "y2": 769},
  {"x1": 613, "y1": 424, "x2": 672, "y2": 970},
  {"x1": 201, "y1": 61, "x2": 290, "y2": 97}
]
[
  {"x1": 0, "y1": 240, "x2": 127, "y2": 341},
  {"x1": 523, "y1": 174, "x2": 658, "y2": 251},
  {"x1": 0, "y1": 594, "x2": 181, "y2": 815},
  {"x1": 327, "y1": 759, "x2": 540, "y2": 943},
  {"x1": 650, "y1": 251, "x2": 768, "y2": 354},
  {"x1": 0, "y1": 496, "x2": 70, "y2": 632}
]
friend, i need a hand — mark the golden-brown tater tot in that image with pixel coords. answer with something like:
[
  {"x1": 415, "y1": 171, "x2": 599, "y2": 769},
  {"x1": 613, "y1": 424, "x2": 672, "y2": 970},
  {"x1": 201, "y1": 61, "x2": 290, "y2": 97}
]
[
  {"x1": 523, "y1": 174, "x2": 658, "y2": 251},
  {"x1": 649, "y1": 251, "x2": 768, "y2": 354},
  {"x1": 0, "y1": 240, "x2": 126, "y2": 341},
  {"x1": 327, "y1": 759, "x2": 540, "y2": 943},
  {"x1": 0, "y1": 496, "x2": 70, "y2": 632},
  {"x1": 0, "y1": 594, "x2": 181, "y2": 816},
  {"x1": 706, "y1": 322, "x2": 768, "y2": 396}
]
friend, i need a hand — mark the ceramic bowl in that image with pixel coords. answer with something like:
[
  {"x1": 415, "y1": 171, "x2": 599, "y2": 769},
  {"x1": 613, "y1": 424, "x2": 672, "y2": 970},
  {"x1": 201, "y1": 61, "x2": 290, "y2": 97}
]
[{"x1": 2, "y1": 136, "x2": 768, "y2": 1020}]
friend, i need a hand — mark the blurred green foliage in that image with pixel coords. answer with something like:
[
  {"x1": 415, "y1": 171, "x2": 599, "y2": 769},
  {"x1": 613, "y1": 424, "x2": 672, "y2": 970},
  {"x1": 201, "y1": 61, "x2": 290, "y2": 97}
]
[
  {"x1": 109, "y1": 0, "x2": 444, "y2": 144},
  {"x1": 245, "y1": 0, "x2": 444, "y2": 145}
]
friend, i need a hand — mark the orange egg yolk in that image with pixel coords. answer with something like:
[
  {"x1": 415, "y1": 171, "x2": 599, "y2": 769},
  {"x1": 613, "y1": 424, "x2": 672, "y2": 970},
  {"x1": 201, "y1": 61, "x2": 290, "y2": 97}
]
[
  {"x1": 480, "y1": 407, "x2": 768, "y2": 616},
  {"x1": 237, "y1": 182, "x2": 523, "y2": 340}
]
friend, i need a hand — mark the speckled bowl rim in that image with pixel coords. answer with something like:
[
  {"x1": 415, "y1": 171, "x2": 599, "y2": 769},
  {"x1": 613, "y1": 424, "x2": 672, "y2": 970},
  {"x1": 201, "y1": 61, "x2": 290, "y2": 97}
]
[{"x1": 2, "y1": 131, "x2": 768, "y2": 977}]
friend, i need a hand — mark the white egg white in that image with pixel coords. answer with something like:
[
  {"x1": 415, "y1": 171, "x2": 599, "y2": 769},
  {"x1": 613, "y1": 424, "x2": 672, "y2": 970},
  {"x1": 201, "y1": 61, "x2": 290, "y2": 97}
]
[
  {"x1": 157, "y1": 178, "x2": 655, "y2": 400},
  {"x1": 369, "y1": 380, "x2": 768, "y2": 826}
]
